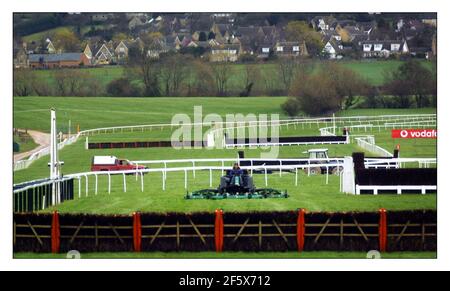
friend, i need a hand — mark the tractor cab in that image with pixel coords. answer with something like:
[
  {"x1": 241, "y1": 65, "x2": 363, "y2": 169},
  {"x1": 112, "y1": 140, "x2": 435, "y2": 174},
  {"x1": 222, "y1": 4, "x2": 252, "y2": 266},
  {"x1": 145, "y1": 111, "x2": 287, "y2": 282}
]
[{"x1": 303, "y1": 149, "x2": 329, "y2": 160}]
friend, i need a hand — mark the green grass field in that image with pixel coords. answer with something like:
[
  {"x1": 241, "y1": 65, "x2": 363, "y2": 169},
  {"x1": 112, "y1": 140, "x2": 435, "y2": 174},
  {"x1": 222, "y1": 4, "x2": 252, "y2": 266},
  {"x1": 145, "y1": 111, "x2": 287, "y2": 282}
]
[
  {"x1": 13, "y1": 96, "x2": 437, "y2": 132},
  {"x1": 13, "y1": 251, "x2": 436, "y2": 259},
  {"x1": 13, "y1": 97, "x2": 436, "y2": 214}
]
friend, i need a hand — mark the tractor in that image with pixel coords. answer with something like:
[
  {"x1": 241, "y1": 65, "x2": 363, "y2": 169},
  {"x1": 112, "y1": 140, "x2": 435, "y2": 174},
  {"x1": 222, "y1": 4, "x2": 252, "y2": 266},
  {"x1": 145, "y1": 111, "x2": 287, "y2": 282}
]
[
  {"x1": 303, "y1": 149, "x2": 342, "y2": 175},
  {"x1": 186, "y1": 169, "x2": 288, "y2": 200}
]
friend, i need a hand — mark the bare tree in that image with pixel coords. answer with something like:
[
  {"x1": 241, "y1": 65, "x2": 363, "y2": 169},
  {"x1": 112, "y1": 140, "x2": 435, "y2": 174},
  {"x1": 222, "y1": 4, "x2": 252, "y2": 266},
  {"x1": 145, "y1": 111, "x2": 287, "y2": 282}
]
[
  {"x1": 13, "y1": 69, "x2": 34, "y2": 96},
  {"x1": 211, "y1": 60, "x2": 232, "y2": 96},
  {"x1": 240, "y1": 64, "x2": 261, "y2": 97},
  {"x1": 160, "y1": 54, "x2": 190, "y2": 96}
]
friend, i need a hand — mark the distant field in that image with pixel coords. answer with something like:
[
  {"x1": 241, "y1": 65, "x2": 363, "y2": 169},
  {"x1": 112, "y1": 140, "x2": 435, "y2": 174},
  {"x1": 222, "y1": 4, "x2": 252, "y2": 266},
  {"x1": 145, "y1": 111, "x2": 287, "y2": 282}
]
[
  {"x1": 22, "y1": 60, "x2": 434, "y2": 95},
  {"x1": 13, "y1": 96, "x2": 436, "y2": 132}
]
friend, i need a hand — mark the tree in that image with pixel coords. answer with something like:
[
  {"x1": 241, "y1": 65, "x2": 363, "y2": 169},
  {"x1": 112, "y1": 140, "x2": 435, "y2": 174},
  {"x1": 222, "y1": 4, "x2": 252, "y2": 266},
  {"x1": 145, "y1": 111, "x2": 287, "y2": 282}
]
[
  {"x1": 13, "y1": 70, "x2": 34, "y2": 96},
  {"x1": 211, "y1": 61, "x2": 232, "y2": 96},
  {"x1": 285, "y1": 21, "x2": 324, "y2": 56},
  {"x1": 383, "y1": 60, "x2": 436, "y2": 108},
  {"x1": 288, "y1": 73, "x2": 341, "y2": 116},
  {"x1": 185, "y1": 60, "x2": 215, "y2": 96},
  {"x1": 53, "y1": 69, "x2": 96, "y2": 96},
  {"x1": 106, "y1": 77, "x2": 140, "y2": 97},
  {"x1": 277, "y1": 57, "x2": 298, "y2": 94},
  {"x1": 277, "y1": 57, "x2": 316, "y2": 95},
  {"x1": 52, "y1": 27, "x2": 80, "y2": 52},
  {"x1": 159, "y1": 54, "x2": 190, "y2": 96},
  {"x1": 240, "y1": 64, "x2": 261, "y2": 97},
  {"x1": 325, "y1": 63, "x2": 370, "y2": 109},
  {"x1": 282, "y1": 63, "x2": 369, "y2": 115},
  {"x1": 112, "y1": 32, "x2": 129, "y2": 43}
]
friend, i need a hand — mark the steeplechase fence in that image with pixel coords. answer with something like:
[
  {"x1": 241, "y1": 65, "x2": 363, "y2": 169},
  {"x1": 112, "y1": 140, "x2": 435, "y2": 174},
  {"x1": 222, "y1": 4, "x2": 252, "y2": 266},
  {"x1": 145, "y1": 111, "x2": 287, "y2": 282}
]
[
  {"x1": 224, "y1": 135, "x2": 348, "y2": 148},
  {"x1": 13, "y1": 209, "x2": 436, "y2": 253},
  {"x1": 87, "y1": 140, "x2": 207, "y2": 149}
]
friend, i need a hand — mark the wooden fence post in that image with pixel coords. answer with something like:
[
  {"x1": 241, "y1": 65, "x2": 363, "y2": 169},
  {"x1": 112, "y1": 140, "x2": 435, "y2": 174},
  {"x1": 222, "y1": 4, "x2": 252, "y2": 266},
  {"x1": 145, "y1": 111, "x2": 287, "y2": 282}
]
[
  {"x1": 133, "y1": 212, "x2": 142, "y2": 252},
  {"x1": 379, "y1": 208, "x2": 387, "y2": 252},
  {"x1": 215, "y1": 209, "x2": 224, "y2": 252},
  {"x1": 297, "y1": 208, "x2": 306, "y2": 252},
  {"x1": 51, "y1": 211, "x2": 60, "y2": 253}
]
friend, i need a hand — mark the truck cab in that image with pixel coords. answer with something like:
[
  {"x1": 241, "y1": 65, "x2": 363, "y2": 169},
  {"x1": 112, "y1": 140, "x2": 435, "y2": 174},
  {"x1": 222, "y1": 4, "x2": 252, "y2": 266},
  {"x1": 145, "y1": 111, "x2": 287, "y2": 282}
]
[
  {"x1": 304, "y1": 149, "x2": 329, "y2": 160},
  {"x1": 302, "y1": 149, "x2": 342, "y2": 175},
  {"x1": 90, "y1": 156, "x2": 146, "y2": 172}
]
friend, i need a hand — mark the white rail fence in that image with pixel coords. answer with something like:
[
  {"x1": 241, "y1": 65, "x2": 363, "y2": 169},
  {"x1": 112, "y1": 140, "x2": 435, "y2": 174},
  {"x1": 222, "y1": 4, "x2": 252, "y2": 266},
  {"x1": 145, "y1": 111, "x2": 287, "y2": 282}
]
[
  {"x1": 355, "y1": 136, "x2": 393, "y2": 157},
  {"x1": 13, "y1": 114, "x2": 436, "y2": 171},
  {"x1": 13, "y1": 134, "x2": 80, "y2": 171},
  {"x1": 13, "y1": 156, "x2": 436, "y2": 209}
]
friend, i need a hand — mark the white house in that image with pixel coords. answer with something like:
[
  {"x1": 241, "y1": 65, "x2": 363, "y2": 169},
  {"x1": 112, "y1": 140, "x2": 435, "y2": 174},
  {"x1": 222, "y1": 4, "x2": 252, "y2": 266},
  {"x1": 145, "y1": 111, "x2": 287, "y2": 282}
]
[
  {"x1": 361, "y1": 40, "x2": 409, "y2": 58},
  {"x1": 322, "y1": 39, "x2": 343, "y2": 59}
]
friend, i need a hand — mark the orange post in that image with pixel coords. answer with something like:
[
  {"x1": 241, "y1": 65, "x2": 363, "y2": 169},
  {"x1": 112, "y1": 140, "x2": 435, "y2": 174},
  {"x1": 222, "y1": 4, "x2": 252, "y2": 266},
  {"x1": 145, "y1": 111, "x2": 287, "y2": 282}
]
[
  {"x1": 379, "y1": 208, "x2": 387, "y2": 252},
  {"x1": 51, "y1": 211, "x2": 60, "y2": 253},
  {"x1": 133, "y1": 212, "x2": 142, "y2": 252},
  {"x1": 297, "y1": 208, "x2": 306, "y2": 252},
  {"x1": 214, "y1": 209, "x2": 224, "y2": 252}
]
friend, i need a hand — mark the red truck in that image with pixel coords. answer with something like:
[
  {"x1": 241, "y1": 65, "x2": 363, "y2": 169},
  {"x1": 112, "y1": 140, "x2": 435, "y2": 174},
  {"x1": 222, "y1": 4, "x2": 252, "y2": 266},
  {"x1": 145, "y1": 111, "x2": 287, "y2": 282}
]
[{"x1": 90, "y1": 156, "x2": 147, "y2": 172}]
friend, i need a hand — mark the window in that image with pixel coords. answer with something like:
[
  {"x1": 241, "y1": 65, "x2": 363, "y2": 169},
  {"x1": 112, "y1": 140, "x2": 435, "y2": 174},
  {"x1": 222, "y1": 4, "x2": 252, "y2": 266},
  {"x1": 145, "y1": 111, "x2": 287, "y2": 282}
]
[
  {"x1": 363, "y1": 44, "x2": 372, "y2": 51},
  {"x1": 262, "y1": 47, "x2": 270, "y2": 53},
  {"x1": 292, "y1": 46, "x2": 300, "y2": 52},
  {"x1": 276, "y1": 46, "x2": 283, "y2": 52},
  {"x1": 374, "y1": 44, "x2": 383, "y2": 51},
  {"x1": 317, "y1": 152, "x2": 327, "y2": 159},
  {"x1": 391, "y1": 44, "x2": 400, "y2": 51}
]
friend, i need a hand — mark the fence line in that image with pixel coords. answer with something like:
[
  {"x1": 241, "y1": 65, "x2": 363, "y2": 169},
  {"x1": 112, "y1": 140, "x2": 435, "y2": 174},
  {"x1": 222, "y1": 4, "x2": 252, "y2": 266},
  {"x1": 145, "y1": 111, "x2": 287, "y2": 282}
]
[
  {"x1": 13, "y1": 114, "x2": 436, "y2": 171},
  {"x1": 355, "y1": 136, "x2": 393, "y2": 157},
  {"x1": 13, "y1": 210, "x2": 437, "y2": 252}
]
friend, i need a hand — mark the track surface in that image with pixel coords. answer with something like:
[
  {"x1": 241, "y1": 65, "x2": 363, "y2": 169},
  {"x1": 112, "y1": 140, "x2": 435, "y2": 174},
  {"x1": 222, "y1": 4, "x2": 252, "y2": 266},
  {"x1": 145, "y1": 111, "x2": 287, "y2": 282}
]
[{"x1": 13, "y1": 130, "x2": 50, "y2": 162}]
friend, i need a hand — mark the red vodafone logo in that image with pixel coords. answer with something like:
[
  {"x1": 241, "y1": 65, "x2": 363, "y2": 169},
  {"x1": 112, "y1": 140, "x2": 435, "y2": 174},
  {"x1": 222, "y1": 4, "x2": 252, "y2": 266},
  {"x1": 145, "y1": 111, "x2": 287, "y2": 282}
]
[{"x1": 391, "y1": 129, "x2": 437, "y2": 139}]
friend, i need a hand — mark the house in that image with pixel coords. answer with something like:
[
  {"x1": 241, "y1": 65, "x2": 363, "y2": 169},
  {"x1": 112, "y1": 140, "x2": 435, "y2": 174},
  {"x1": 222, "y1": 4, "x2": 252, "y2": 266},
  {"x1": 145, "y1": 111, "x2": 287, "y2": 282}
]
[
  {"x1": 115, "y1": 41, "x2": 129, "y2": 63},
  {"x1": 256, "y1": 43, "x2": 274, "y2": 59},
  {"x1": 14, "y1": 43, "x2": 29, "y2": 68},
  {"x1": 273, "y1": 41, "x2": 308, "y2": 57},
  {"x1": 210, "y1": 23, "x2": 232, "y2": 43},
  {"x1": 322, "y1": 38, "x2": 343, "y2": 59},
  {"x1": 128, "y1": 16, "x2": 144, "y2": 30},
  {"x1": 360, "y1": 40, "x2": 409, "y2": 58},
  {"x1": 310, "y1": 16, "x2": 335, "y2": 31},
  {"x1": 83, "y1": 44, "x2": 93, "y2": 61},
  {"x1": 94, "y1": 43, "x2": 114, "y2": 65},
  {"x1": 210, "y1": 44, "x2": 240, "y2": 62},
  {"x1": 28, "y1": 53, "x2": 90, "y2": 69},
  {"x1": 45, "y1": 39, "x2": 56, "y2": 53}
]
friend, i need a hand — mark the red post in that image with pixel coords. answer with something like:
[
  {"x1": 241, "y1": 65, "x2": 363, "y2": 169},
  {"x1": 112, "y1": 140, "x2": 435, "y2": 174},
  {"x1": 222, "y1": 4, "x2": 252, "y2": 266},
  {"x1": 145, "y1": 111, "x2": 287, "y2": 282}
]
[
  {"x1": 214, "y1": 209, "x2": 224, "y2": 252},
  {"x1": 133, "y1": 212, "x2": 142, "y2": 252},
  {"x1": 51, "y1": 211, "x2": 60, "y2": 253},
  {"x1": 296, "y1": 208, "x2": 306, "y2": 252},
  {"x1": 379, "y1": 208, "x2": 387, "y2": 252}
]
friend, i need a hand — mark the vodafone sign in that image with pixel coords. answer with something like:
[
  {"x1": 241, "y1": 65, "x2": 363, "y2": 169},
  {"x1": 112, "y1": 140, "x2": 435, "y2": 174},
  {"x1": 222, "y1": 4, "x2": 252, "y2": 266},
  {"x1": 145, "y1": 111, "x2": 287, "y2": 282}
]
[{"x1": 391, "y1": 129, "x2": 437, "y2": 139}]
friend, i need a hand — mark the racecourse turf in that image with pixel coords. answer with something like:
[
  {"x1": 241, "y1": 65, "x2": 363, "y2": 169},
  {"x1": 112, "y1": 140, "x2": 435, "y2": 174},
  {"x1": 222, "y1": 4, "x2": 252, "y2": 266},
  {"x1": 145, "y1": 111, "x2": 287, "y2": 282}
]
[{"x1": 13, "y1": 97, "x2": 437, "y2": 214}]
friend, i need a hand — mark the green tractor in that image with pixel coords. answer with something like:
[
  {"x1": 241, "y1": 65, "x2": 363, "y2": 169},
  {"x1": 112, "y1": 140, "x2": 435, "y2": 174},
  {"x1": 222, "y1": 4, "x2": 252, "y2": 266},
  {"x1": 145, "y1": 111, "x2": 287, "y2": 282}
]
[{"x1": 186, "y1": 169, "x2": 288, "y2": 200}]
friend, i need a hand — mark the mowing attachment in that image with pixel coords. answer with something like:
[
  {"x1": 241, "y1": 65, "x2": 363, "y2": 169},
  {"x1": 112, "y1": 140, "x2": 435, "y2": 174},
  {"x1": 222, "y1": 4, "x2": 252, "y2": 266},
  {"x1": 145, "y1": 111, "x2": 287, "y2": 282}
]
[{"x1": 185, "y1": 169, "x2": 288, "y2": 200}]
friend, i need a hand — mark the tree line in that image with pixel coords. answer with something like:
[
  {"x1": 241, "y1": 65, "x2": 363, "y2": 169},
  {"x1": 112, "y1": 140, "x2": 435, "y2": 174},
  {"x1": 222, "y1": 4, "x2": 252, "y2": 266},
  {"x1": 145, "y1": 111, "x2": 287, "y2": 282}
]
[
  {"x1": 282, "y1": 59, "x2": 436, "y2": 116},
  {"x1": 14, "y1": 54, "x2": 436, "y2": 116}
]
